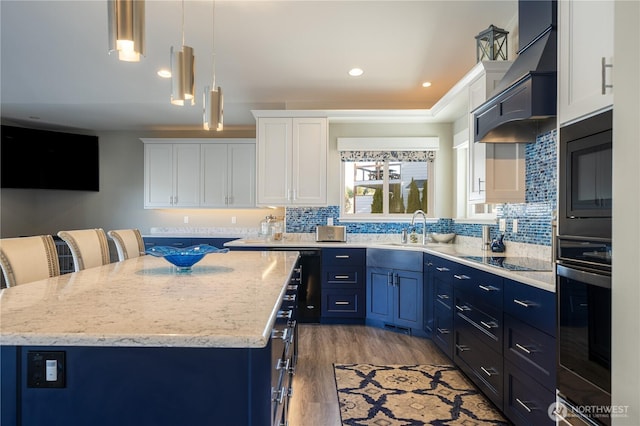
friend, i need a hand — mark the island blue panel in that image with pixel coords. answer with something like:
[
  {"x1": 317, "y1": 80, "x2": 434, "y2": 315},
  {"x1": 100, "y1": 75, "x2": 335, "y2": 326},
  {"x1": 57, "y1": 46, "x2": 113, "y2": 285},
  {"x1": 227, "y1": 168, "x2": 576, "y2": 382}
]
[{"x1": 2, "y1": 344, "x2": 271, "y2": 426}]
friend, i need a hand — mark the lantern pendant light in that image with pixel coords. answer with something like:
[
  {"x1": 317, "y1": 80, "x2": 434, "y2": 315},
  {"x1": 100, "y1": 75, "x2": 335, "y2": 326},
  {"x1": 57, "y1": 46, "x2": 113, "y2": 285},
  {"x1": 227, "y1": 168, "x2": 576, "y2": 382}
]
[
  {"x1": 171, "y1": 0, "x2": 195, "y2": 106},
  {"x1": 203, "y1": 2, "x2": 223, "y2": 130},
  {"x1": 108, "y1": 0, "x2": 145, "y2": 62}
]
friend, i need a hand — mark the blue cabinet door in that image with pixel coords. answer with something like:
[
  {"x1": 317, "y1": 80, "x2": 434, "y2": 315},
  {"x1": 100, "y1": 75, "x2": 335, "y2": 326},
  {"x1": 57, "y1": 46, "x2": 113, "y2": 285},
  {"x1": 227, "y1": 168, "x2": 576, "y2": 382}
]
[
  {"x1": 366, "y1": 267, "x2": 394, "y2": 323},
  {"x1": 394, "y1": 270, "x2": 423, "y2": 329}
]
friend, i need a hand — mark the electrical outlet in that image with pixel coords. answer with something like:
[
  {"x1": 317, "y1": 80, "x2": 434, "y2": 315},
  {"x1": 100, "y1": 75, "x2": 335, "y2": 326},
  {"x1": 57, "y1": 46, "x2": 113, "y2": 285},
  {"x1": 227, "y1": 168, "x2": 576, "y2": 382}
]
[
  {"x1": 499, "y1": 218, "x2": 506, "y2": 232},
  {"x1": 327, "y1": 217, "x2": 334, "y2": 226},
  {"x1": 231, "y1": 216, "x2": 237, "y2": 224},
  {"x1": 27, "y1": 351, "x2": 65, "y2": 388},
  {"x1": 183, "y1": 216, "x2": 189, "y2": 224},
  {"x1": 512, "y1": 219, "x2": 518, "y2": 233}
]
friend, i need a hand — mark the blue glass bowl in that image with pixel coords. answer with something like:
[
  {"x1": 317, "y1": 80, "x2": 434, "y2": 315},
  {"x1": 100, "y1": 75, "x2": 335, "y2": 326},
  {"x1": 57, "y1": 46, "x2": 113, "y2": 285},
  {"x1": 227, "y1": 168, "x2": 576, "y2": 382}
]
[{"x1": 145, "y1": 244, "x2": 229, "y2": 272}]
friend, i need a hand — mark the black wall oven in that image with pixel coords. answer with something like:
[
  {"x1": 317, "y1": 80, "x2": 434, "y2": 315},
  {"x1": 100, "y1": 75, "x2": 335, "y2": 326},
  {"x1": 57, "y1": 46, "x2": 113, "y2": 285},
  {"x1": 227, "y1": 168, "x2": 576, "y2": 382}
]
[{"x1": 557, "y1": 109, "x2": 612, "y2": 426}]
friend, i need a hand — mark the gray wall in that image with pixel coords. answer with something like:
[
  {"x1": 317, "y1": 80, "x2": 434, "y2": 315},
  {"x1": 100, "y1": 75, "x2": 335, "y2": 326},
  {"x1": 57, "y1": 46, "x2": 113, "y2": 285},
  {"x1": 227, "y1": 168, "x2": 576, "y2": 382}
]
[{"x1": 612, "y1": 1, "x2": 640, "y2": 423}]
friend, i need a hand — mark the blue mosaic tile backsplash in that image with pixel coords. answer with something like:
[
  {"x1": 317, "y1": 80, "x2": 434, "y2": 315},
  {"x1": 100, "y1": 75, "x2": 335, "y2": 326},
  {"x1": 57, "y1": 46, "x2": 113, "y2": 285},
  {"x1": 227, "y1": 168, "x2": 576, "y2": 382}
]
[{"x1": 285, "y1": 129, "x2": 557, "y2": 246}]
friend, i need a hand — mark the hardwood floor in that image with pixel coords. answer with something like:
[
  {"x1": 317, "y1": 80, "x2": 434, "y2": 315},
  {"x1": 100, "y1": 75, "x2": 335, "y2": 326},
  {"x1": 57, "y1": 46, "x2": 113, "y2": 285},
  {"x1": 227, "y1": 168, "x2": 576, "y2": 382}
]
[{"x1": 287, "y1": 324, "x2": 451, "y2": 426}]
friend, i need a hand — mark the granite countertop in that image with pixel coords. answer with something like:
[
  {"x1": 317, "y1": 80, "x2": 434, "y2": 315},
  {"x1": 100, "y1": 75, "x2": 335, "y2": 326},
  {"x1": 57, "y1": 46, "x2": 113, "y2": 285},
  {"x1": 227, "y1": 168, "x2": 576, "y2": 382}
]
[
  {"x1": 225, "y1": 238, "x2": 556, "y2": 292},
  {"x1": 0, "y1": 251, "x2": 300, "y2": 349}
]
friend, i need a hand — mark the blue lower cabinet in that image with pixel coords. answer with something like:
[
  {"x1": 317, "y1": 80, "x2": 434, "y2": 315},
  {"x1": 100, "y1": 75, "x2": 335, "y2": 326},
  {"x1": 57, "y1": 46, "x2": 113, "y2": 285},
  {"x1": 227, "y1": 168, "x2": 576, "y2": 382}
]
[
  {"x1": 366, "y1": 249, "x2": 424, "y2": 335},
  {"x1": 504, "y1": 360, "x2": 556, "y2": 425},
  {"x1": 454, "y1": 329, "x2": 504, "y2": 411},
  {"x1": 2, "y1": 344, "x2": 273, "y2": 426},
  {"x1": 321, "y1": 249, "x2": 366, "y2": 323},
  {"x1": 504, "y1": 314, "x2": 556, "y2": 391}
]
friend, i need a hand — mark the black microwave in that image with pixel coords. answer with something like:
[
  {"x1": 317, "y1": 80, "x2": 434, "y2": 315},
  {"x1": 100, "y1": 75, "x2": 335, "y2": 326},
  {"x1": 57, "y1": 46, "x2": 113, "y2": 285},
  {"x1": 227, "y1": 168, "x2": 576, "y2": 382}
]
[{"x1": 558, "y1": 110, "x2": 612, "y2": 240}]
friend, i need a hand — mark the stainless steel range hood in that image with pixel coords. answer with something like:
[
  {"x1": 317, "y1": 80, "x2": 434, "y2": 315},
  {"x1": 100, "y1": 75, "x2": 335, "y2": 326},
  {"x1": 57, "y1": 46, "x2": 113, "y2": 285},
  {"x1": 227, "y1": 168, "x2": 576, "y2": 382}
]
[{"x1": 473, "y1": 0, "x2": 558, "y2": 143}]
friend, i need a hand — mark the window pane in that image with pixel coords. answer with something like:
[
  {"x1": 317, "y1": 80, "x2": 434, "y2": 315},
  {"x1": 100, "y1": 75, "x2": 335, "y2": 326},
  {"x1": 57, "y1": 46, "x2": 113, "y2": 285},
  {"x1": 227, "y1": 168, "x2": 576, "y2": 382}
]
[{"x1": 342, "y1": 158, "x2": 432, "y2": 217}]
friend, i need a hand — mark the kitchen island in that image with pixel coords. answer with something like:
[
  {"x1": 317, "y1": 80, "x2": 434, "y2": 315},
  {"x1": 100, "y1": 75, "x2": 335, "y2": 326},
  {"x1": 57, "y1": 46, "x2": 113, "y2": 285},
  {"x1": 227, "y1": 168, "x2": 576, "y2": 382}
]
[{"x1": 1, "y1": 250, "x2": 300, "y2": 426}]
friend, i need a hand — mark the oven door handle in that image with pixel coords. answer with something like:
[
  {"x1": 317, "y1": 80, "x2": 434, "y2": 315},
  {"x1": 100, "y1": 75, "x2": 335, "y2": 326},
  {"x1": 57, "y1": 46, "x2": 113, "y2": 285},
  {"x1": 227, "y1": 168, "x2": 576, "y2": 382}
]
[{"x1": 557, "y1": 264, "x2": 611, "y2": 289}]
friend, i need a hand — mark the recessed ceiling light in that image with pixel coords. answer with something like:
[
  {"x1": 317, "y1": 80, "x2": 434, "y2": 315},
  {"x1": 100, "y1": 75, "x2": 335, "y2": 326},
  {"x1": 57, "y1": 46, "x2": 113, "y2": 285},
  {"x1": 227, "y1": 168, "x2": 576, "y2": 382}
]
[
  {"x1": 422, "y1": 81, "x2": 432, "y2": 88},
  {"x1": 157, "y1": 69, "x2": 171, "y2": 78},
  {"x1": 348, "y1": 68, "x2": 364, "y2": 77}
]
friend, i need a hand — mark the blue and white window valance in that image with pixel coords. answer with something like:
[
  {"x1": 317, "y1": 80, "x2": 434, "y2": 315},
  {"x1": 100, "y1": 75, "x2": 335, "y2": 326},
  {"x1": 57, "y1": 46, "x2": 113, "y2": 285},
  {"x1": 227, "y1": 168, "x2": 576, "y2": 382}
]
[{"x1": 337, "y1": 137, "x2": 439, "y2": 162}]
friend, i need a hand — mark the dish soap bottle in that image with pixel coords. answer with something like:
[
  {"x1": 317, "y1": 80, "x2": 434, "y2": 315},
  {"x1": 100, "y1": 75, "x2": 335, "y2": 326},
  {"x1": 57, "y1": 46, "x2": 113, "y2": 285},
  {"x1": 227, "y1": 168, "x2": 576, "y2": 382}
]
[{"x1": 490, "y1": 233, "x2": 506, "y2": 252}]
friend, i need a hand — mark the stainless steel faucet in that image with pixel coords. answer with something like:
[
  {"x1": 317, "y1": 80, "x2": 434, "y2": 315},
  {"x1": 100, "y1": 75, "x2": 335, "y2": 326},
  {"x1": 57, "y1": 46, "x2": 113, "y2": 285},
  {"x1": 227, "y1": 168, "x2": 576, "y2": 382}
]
[{"x1": 410, "y1": 210, "x2": 428, "y2": 245}]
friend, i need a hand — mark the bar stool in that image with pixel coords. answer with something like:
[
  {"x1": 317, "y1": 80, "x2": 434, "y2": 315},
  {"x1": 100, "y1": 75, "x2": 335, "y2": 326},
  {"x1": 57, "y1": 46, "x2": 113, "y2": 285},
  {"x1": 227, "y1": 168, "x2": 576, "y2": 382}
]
[
  {"x1": 57, "y1": 228, "x2": 111, "y2": 272},
  {"x1": 0, "y1": 235, "x2": 61, "y2": 287},
  {"x1": 107, "y1": 229, "x2": 145, "y2": 261}
]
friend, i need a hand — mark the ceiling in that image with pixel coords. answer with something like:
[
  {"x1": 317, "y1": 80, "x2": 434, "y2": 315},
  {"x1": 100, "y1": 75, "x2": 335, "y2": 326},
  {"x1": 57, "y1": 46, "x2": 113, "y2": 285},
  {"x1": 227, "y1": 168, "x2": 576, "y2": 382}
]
[{"x1": 0, "y1": 0, "x2": 517, "y2": 133}]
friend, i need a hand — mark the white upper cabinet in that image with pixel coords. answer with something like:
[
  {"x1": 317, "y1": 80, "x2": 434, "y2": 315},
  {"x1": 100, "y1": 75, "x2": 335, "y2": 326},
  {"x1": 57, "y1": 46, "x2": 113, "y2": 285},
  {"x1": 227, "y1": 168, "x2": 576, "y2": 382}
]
[
  {"x1": 144, "y1": 142, "x2": 200, "y2": 208},
  {"x1": 558, "y1": 0, "x2": 614, "y2": 125},
  {"x1": 256, "y1": 116, "x2": 327, "y2": 206},
  {"x1": 468, "y1": 62, "x2": 526, "y2": 204},
  {"x1": 201, "y1": 142, "x2": 255, "y2": 208},
  {"x1": 142, "y1": 139, "x2": 255, "y2": 209}
]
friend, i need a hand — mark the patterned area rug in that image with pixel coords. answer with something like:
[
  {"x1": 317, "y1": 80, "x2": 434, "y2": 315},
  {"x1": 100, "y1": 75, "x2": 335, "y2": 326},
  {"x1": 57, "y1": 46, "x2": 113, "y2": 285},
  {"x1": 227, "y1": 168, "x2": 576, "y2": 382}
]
[{"x1": 334, "y1": 364, "x2": 509, "y2": 425}]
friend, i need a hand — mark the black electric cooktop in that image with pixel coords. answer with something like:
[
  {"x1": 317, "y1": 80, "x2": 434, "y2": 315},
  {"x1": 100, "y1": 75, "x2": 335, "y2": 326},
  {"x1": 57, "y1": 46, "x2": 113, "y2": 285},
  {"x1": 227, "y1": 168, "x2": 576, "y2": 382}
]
[{"x1": 460, "y1": 255, "x2": 554, "y2": 272}]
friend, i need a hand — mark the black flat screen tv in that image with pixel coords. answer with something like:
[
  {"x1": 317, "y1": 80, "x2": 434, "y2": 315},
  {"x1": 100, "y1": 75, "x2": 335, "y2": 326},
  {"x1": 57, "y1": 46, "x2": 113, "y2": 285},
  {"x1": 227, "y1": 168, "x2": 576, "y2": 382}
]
[{"x1": 1, "y1": 125, "x2": 99, "y2": 191}]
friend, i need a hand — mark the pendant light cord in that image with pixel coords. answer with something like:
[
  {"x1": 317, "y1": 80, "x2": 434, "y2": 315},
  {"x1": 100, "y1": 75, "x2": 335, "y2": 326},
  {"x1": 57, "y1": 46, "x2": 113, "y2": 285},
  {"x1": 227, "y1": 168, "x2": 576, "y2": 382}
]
[
  {"x1": 181, "y1": 0, "x2": 185, "y2": 46},
  {"x1": 211, "y1": 1, "x2": 216, "y2": 88}
]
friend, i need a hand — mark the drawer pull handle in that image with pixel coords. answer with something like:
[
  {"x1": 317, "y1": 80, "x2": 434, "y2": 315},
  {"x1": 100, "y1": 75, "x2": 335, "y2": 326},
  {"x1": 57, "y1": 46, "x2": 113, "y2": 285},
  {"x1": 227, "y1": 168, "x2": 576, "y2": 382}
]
[
  {"x1": 454, "y1": 274, "x2": 470, "y2": 280},
  {"x1": 435, "y1": 267, "x2": 450, "y2": 272},
  {"x1": 335, "y1": 301, "x2": 350, "y2": 305},
  {"x1": 334, "y1": 275, "x2": 350, "y2": 279},
  {"x1": 478, "y1": 285, "x2": 498, "y2": 292},
  {"x1": 277, "y1": 310, "x2": 293, "y2": 319},
  {"x1": 437, "y1": 294, "x2": 449, "y2": 300},
  {"x1": 437, "y1": 328, "x2": 450, "y2": 334},
  {"x1": 515, "y1": 343, "x2": 532, "y2": 354},
  {"x1": 455, "y1": 304, "x2": 471, "y2": 312},
  {"x1": 513, "y1": 299, "x2": 534, "y2": 308},
  {"x1": 335, "y1": 255, "x2": 350, "y2": 259},
  {"x1": 480, "y1": 321, "x2": 497, "y2": 329},
  {"x1": 480, "y1": 366, "x2": 497, "y2": 377},
  {"x1": 276, "y1": 358, "x2": 291, "y2": 372},
  {"x1": 455, "y1": 344, "x2": 470, "y2": 352},
  {"x1": 516, "y1": 398, "x2": 533, "y2": 413}
]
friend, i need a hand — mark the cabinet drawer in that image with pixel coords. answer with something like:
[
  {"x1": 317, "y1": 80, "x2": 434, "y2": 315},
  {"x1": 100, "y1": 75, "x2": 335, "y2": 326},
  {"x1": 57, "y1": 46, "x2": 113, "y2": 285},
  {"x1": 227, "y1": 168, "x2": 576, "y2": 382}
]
[
  {"x1": 431, "y1": 257, "x2": 458, "y2": 276},
  {"x1": 454, "y1": 295, "x2": 502, "y2": 352},
  {"x1": 504, "y1": 280, "x2": 556, "y2": 336},
  {"x1": 434, "y1": 304, "x2": 453, "y2": 358},
  {"x1": 504, "y1": 315, "x2": 556, "y2": 391},
  {"x1": 323, "y1": 267, "x2": 362, "y2": 286},
  {"x1": 322, "y1": 248, "x2": 365, "y2": 267},
  {"x1": 504, "y1": 360, "x2": 555, "y2": 426},
  {"x1": 453, "y1": 266, "x2": 503, "y2": 310},
  {"x1": 322, "y1": 289, "x2": 365, "y2": 318},
  {"x1": 367, "y1": 249, "x2": 422, "y2": 272},
  {"x1": 454, "y1": 329, "x2": 503, "y2": 410},
  {"x1": 435, "y1": 280, "x2": 453, "y2": 309}
]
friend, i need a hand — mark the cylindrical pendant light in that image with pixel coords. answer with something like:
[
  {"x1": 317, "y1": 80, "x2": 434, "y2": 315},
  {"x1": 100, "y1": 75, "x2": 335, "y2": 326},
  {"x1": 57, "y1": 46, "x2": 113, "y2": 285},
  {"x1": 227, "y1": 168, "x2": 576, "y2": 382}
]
[
  {"x1": 108, "y1": 0, "x2": 145, "y2": 62},
  {"x1": 170, "y1": 0, "x2": 195, "y2": 106},
  {"x1": 171, "y1": 45, "x2": 195, "y2": 106},
  {"x1": 203, "y1": 86, "x2": 223, "y2": 131},
  {"x1": 203, "y1": 1, "x2": 223, "y2": 130}
]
